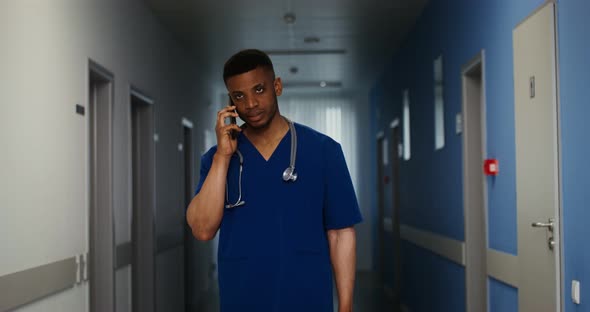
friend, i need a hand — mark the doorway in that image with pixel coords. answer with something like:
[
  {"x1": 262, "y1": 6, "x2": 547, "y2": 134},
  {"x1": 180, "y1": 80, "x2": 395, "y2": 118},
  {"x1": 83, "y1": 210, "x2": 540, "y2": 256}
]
[
  {"x1": 376, "y1": 133, "x2": 386, "y2": 291},
  {"x1": 88, "y1": 61, "x2": 115, "y2": 312},
  {"x1": 389, "y1": 122, "x2": 402, "y2": 310},
  {"x1": 181, "y1": 118, "x2": 196, "y2": 312},
  {"x1": 130, "y1": 89, "x2": 156, "y2": 312},
  {"x1": 461, "y1": 51, "x2": 488, "y2": 312},
  {"x1": 513, "y1": 3, "x2": 561, "y2": 311}
]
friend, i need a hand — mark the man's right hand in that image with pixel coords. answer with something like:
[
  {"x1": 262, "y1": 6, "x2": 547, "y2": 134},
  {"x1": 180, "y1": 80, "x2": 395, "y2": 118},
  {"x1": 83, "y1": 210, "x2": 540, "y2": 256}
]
[
  {"x1": 215, "y1": 105, "x2": 242, "y2": 158},
  {"x1": 187, "y1": 105, "x2": 241, "y2": 241}
]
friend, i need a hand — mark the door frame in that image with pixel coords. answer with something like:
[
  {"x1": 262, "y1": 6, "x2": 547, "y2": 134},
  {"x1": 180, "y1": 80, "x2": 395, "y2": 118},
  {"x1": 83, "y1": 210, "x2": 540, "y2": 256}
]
[
  {"x1": 88, "y1": 60, "x2": 115, "y2": 312},
  {"x1": 553, "y1": 1, "x2": 565, "y2": 309},
  {"x1": 461, "y1": 50, "x2": 488, "y2": 312},
  {"x1": 129, "y1": 86, "x2": 156, "y2": 312},
  {"x1": 181, "y1": 117, "x2": 195, "y2": 312},
  {"x1": 389, "y1": 118, "x2": 402, "y2": 309}
]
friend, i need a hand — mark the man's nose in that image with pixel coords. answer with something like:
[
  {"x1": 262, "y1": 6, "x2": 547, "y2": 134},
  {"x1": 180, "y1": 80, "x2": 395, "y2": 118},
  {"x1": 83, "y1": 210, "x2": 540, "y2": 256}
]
[{"x1": 246, "y1": 96, "x2": 258, "y2": 109}]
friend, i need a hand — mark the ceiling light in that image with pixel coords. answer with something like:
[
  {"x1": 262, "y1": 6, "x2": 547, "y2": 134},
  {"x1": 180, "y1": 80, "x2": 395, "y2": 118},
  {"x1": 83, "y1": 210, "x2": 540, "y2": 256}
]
[
  {"x1": 281, "y1": 81, "x2": 342, "y2": 88},
  {"x1": 264, "y1": 49, "x2": 346, "y2": 56},
  {"x1": 283, "y1": 12, "x2": 296, "y2": 25}
]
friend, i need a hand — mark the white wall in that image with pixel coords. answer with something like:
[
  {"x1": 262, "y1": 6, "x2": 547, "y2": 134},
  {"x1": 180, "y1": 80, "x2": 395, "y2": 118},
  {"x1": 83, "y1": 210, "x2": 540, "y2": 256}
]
[
  {"x1": 0, "y1": 0, "x2": 214, "y2": 311},
  {"x1": 0, "y1": 2, "x2": 376, "y2": 311}
]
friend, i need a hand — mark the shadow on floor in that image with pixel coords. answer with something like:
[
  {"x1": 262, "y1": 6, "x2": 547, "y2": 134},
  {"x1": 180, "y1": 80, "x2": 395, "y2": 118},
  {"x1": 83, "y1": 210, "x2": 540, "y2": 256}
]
[
  {"x1": 347, "y1": 270, "x2": 397, "y2": 312},
  {"x1": 190, "y1": 270, "x2": 396, "y2": 311}
]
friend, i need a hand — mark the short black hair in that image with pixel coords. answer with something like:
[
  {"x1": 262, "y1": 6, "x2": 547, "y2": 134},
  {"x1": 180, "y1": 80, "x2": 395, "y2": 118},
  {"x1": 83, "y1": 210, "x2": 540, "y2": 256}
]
[{"x1": 223, "y1": 49, "x2": 275, "y2": 83}]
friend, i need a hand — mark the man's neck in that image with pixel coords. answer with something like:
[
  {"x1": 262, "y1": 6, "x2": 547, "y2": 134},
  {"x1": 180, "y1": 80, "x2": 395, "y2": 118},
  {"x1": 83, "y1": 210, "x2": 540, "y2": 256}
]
[{"x1": 243, "y1": 113, "x2": 289, "y2": 146}]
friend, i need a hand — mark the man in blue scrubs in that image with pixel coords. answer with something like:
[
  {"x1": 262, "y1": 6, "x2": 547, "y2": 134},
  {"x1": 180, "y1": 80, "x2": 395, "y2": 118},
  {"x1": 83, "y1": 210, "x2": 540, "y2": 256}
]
[{"x1": 186, "y1": 49, "x2": 362, "y2": 312}]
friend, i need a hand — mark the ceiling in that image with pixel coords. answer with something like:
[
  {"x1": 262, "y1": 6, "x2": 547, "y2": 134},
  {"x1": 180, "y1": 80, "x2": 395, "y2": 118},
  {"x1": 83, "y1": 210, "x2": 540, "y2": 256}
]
[{"x1": 144, "y1": 0, "x2": 428, "y2": 95}]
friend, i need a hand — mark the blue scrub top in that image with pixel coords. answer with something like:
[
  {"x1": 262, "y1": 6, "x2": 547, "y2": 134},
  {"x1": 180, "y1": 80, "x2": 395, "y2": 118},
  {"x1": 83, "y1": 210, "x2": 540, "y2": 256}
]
[{"x1": 195, "y1": 123, "x2": 363, "y2": 312}]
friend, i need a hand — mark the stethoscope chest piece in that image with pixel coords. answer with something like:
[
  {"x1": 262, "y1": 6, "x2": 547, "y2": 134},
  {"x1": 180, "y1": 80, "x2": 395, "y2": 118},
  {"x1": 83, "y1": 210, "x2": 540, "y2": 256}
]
[{"x1": 282, "y1": 166, "x2": 297, "y2": 182}]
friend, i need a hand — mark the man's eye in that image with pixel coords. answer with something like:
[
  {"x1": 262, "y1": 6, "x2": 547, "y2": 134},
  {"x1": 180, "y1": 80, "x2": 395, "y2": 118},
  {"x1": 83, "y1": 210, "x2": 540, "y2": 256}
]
[
  {"x1": 234, "y1": 94, "x2": 244, "y2": 100},
  {"x1": 255, "y1": 87, "x2": 264, "y2": 94}
]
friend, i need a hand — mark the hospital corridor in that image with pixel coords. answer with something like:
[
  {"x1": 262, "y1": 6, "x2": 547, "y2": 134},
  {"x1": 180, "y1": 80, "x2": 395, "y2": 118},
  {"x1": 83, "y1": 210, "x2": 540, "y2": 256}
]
[{"x1": 1, "y1": 0, "x2": 590, "y2": 311}]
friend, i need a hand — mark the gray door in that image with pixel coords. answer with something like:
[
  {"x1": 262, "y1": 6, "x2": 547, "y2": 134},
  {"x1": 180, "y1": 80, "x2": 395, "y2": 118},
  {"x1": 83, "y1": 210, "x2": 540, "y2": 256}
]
[
  {"x1": 461, "y1": 53, "x2": 488, "y2": 312},
  {"x1": 376, "y1": 135, "x2": 386, "y2": 289},
  {"x1": 389, "y1": 125, "x2": 402, "y2": 310},
  {"x1": 88, "y1": 61, "x2": 115, "y2": 312},
  {"x1": 513, "y1": 3, "x2": 560, "y2": 311},
  {"x1": 131, "y1": 90, "x2": 156, "y2": 312}
]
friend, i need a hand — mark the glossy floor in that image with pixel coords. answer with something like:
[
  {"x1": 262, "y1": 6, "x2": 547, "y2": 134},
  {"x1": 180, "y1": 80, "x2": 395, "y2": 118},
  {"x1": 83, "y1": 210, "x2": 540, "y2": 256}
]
[{"x1": 188, "y1": 270, "x2": 395, "y2": 312}]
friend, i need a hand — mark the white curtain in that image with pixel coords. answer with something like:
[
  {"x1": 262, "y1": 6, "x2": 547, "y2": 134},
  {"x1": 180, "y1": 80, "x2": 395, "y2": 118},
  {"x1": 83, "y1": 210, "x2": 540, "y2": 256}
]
[{"x1": 279, "y1": 94, "x2": 359, "y2": 193}]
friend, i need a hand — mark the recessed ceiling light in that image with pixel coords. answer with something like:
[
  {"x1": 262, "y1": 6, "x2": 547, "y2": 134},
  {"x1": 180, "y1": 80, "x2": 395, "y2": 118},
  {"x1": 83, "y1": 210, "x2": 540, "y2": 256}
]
[
  {"x1": 281, "y1": 81, "x2": 342, "y2": 88},
  {"x1": 264, "y1": 49, "x2": 346, "y2": 56},
  {"x1": 304, "y1": 36, "x2": 320, "y2": 44},
  {"x1": 283, "y1": 13, "x2": 296, "y2": 25}
]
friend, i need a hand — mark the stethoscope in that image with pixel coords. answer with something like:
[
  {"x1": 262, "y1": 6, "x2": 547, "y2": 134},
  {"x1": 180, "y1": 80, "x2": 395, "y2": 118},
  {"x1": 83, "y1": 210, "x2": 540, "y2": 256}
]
[{"x1": 225, "y1": 117, "x2": 298, "y2": 209}]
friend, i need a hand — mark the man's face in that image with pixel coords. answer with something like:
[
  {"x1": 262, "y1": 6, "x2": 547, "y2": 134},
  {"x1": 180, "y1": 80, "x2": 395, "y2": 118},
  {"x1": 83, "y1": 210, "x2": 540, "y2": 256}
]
[{"x1": 226, "y1": 66, "x2": 282, "y2": 130}]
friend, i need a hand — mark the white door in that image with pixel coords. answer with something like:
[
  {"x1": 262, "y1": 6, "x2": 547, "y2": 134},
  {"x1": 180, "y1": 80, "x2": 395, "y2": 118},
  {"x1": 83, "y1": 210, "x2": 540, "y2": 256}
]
[{"x1": 513, "y1": 3, "x2": 561, "y2": 311}]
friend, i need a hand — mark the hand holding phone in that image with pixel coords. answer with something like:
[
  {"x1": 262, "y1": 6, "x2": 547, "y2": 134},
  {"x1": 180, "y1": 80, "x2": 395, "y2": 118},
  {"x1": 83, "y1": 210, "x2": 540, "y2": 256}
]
[
  {"x1": 228, "y1": 96, "x2": 238, "y2": 140},
  {"x1": 215, "y1": 103, "x2": 240, "y2": 157}
]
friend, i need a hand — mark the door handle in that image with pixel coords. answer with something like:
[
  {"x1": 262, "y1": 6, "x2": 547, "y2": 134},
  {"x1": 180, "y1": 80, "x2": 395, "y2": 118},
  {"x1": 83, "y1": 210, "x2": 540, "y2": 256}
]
[{"x1": 531, "y1": 218, "x2": 554, "y2": 233}]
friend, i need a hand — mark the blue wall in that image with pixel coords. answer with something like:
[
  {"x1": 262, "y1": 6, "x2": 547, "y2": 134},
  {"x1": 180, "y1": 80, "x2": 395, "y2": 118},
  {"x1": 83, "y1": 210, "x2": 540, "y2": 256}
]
[
  {"x1": 558, "y1": 0, "x2": 590, "y2": 311},
  {"x1": 489, "y1": 278, "x2": 518, "y2": 312},
  {"x1": 369, "y1": 0, "x2": 546, "y2": 310},
  {"x1": 402, "y1": 241, "x2": 466, "y2": 312}
]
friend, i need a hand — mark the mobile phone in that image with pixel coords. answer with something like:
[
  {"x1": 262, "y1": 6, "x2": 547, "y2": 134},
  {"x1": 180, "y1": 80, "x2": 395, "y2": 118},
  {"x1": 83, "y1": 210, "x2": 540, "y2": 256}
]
[{"x1": 228, "y1": 95, "x2": 238, "y2": 140}]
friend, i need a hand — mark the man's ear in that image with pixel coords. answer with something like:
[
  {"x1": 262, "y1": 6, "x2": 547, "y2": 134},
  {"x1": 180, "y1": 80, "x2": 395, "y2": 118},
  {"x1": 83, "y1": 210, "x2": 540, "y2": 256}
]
[{"x1": 274, "y1": 77, "x2": 283, "y2": 96}]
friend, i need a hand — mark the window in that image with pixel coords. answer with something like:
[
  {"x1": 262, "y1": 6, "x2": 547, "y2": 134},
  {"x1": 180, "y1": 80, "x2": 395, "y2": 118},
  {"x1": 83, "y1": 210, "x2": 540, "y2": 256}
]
[
  {"x1": 403, "y1": 89, "x2": 411, "y2": 160},
  {"x1": 434, "y1": 55, "x2": 445, "y2": 150},
  {"x1": 325, "y1": 106, "x2": 342, "y2": 143}
]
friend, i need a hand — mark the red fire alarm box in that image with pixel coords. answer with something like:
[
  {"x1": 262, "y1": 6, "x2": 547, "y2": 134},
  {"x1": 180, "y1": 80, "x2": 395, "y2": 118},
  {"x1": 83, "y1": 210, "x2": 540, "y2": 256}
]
[{"x1": 484, "y1": 159, "x2": 499, "y2": 176}]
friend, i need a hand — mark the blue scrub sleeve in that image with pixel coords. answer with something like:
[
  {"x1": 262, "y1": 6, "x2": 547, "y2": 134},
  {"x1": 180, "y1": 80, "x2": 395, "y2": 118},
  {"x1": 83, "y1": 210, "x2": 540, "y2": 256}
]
[
  {"x1": 186, "y1": 148, "x2": 216, "y2": 218},
  {"x1": 194, "y1": 148, "x2": 216, "y2": 196},
  {"x1": 323, "y1": 141, "x2": 363, "y2": 230}
]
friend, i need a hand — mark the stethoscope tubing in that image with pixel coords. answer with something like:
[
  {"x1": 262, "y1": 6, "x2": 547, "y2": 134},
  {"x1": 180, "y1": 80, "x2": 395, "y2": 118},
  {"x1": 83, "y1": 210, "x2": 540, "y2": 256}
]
[{"x1": 225, "y1": 117, "x2": 297, "y2": 209}]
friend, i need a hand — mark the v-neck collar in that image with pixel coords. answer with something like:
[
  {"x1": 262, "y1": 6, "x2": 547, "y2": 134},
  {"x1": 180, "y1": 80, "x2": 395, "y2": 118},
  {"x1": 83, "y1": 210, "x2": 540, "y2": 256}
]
[{"x1": 239, "y1": 127, "x2": 291, "y2": 163}]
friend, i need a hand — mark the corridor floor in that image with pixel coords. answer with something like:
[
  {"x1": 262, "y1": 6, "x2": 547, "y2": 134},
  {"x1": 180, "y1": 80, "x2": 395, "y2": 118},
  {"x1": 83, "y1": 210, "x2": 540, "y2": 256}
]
[
  {"x1": 193, "y1": 270, "x2": 394, "y2": 312},
  {"x1": 347, "y1": 271, "x2": 395, "y2": 311}
]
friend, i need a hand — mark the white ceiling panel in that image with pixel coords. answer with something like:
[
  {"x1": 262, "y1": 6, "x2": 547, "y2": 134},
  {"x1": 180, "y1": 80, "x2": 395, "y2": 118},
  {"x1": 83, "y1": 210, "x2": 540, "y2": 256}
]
[{"x1": 144, "y1": 0, "x2": 428, "y2": 93}]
